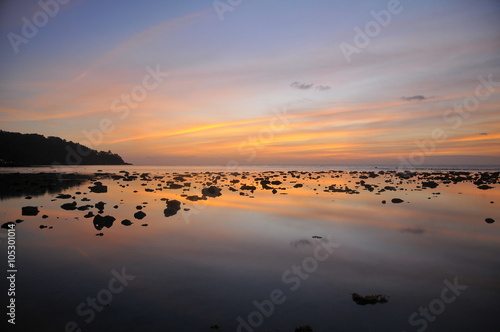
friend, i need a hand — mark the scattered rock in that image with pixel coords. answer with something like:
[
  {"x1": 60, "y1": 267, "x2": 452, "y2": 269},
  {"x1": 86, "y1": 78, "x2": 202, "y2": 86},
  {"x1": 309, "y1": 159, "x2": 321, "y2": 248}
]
[
  {"x1": 121, "y1": 219, "x2": 133, "y2": 226},
  {"x1": 22, "y1": 206, "x2": 39, "y2": 216},
  {"x1": 93, "y1": 215, "x2": 116, "y2": 230},
  {"x1": 134, "y1": 211, "x2": 147, "y2": 220},
  {"x1": 61, "y1": 202, "x2": 77, "y2": 210},
  {"x1": 202, "y1": 186, "x2": 222, "y2": 198},
  {"x1": 164, "y1": 200, "x2": 181, "y2": 217},
  {"x1": 42, "y1": 215, "x2": 48, "y2": 219},
  {"x1": 477, "y1": 185, "x2": 493, "y2": 190},
  {"x1": 56, "y1": 194, "x2": 72, "y2": 199},
  {"x1": 391, "y1": 198, "x2": 404, "y2": 204},
  {"x1": 89, "y1": 182, "x2": 108, "y2": 193},
  {"x1": 485, "y1": 218, "x2": 495, "y2": 224}
]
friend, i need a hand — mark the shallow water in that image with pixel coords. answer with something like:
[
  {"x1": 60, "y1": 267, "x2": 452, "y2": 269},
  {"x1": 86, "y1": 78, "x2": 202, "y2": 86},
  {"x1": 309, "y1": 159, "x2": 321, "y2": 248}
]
[{"x1": 1, "y1": 167, "x2": 499, "y2": 332}]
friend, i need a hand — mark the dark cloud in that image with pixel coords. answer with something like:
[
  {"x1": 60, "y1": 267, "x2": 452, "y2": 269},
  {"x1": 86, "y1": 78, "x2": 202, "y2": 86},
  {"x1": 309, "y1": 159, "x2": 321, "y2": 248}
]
[
  {"x1": 316, "y1": 85, "x2": 331, "y2": 91},
  {"x1": 400, "y1": 227, "x2": 425, "y2": 234},
  {"x1": 479, "y1": 132, "x2": 488, "y2": 136},
  {"x1": 401, "y1": 95, "x2": 434, "y2": 102},
  {"x1": 291, "y1": 82, "x2": 314, "y2": 90}
]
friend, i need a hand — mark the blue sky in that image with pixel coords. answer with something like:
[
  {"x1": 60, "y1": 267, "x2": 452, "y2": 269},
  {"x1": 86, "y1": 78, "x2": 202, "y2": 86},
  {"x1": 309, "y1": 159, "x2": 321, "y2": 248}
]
[{"x1": 1, "y1": 0, "x2": 499, "y2": 165}]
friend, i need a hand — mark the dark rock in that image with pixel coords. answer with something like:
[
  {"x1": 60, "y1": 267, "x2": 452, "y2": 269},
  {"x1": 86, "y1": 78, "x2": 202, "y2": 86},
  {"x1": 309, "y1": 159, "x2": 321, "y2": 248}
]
[
  {"x1": 93, "y1": 215, "x2": 116, "y2": 230},
  {"x1": 61, "y1": 201, "x2": 77, "y2": 210},
  {"x1": 391, "y1": 198, "x2": 404, "y2": 204},
  {"x1": 381, "y1": 200, "x2": 386, "y2": 204},
  {"x1": 84, "y1": 212, "x2": 94, "y2": 218},
  {"x1": 56, "y1": 194, "x2": 72, "y2": 199},
  {"x1": 42, "y1": 215, "x2": 48, "y2": 219},
  {"x1": 1, "y1": 222, "x2": 15, "y2": 229},
  {"x1": 134, "y1": 211, "x2": 147, "y2": 220},
  {"x1": 95, "y1": 201, "x2": 106, "y2": 212},
  {"x1": 422, "y1": 181, "x2": 439, "y2": 189},
  {"x1": 89, "y1": 182, "x2": 108, "y2": 193},
  {"x1": 477, "y1": 185, "x2": 494, "y2": 190},
  {"x1": 485, "y1": 218, "x2": 495, "y2": 224},
  {"x1": 202, "y1": 186, "x2": 222, "y2": 198},
  {"x1": 121, "y1": 219, "x2": 133, "y2": 226},
  {"x1": 164, "y1": 200, "x2": 182, "y2": 217},
  {"x1": 22, "y1": 206, "x2": 39, "y2": 216},
  {"x1": 39, "y1": 225, "x2": 48, "y2": 229}
]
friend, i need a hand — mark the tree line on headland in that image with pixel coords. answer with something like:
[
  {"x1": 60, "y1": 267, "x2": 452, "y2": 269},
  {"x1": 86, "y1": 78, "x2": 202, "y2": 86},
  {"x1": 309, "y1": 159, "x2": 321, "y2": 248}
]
[{"x1": 0, "y1": 130, "x2": 129, "y2": 166}]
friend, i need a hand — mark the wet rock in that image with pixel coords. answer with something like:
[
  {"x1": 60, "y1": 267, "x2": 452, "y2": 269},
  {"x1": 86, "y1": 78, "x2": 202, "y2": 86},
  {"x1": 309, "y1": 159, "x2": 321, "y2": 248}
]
[
  {"x1": 164, "y1": 200, "x2": 182, "y2": 217},
  {"x1": 93, "y1": 215, "x2": 116, "y2": 230},
  {"x1": 15, "y1": 219, "x2": 24, "y2": 223},
  {"x1": 39, "y1": 225, "x2": 48, "y2": 229},
  {"x1": 391, "y1": 198, "x2": 404, "y2": 204},
  {"x1": 422, "y1": 181, "x2": 439, "y2": 189},
  {"x1": 56, "y1": 194, "x2": 72, "y2": 199},
  {"x1": 25, "y1": 196, "x2": 32, "y2": 199},
  {"x1": 96, "y1": 233, "x2": 104, "y2": 236},
  {"x1": 293, "y1": 183, "x2": 303, "y2": 188},
  {"x1": 186, "y1": 195, "x2": 206, "y2": 201},
  {"x1": 141, "y1": 224, "x2": 148, "y2": 227},
  {"x1": 89, "y1": 182, "x2": 108, "y2": 193},
  {"x1": 84, "y1": 212, "x2": 94, "y2": 218},
  {"x1": 1, "y1": 221, "x2": 15, "y2": 229},
  {"x1": 202, "y1": 186, "x2": 222, "y2": 198},
  {"x1": 381, "y1": 200, "x2": 386, "y2": 204},
  {"x1": 121, "y1": 219, "x2": 133, "y2": 226},
  {"x1": 351, "y1": 293, "x2": 389, "y2": 305},
  {"x1": 22, "y1": 206, "x2": 39, "y2": 216},
  {"x1": 240, "y1": 184, "x2": 257, "y2": 191},
  {"x1": 477, "y1": 185, "x2": 493, "y2": 190},
  {"x1": 42, "y1": 215, "x2": 49, "y2": 219},
  {"x1": 134, "y1": 211, "x2": 147, "y2": 220},
  {"x1": 485, "y1": 218, "x2": 495, "y2": 224},
  {"x1": 95, "y1": 201, "x2": 106, "y2": 212},
  {"x1": 61, "y1": 201, "x2": 77, "y2": 210}
]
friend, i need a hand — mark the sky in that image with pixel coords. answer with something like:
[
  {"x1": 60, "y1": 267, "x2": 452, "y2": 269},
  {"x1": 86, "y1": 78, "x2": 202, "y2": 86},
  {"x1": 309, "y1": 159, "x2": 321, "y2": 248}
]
[{"x1": 0, "y1": 0, "x2": 499, "y2": 166}]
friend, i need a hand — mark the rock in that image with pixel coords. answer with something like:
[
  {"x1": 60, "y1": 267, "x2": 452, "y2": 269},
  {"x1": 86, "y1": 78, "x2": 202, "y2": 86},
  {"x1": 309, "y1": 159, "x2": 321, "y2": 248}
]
[
  {"x1": 22, "y1": 206, "x2": 39, "y2": 216},
  {"x1": 485, "y1": 218, "x2": 495, "y2": 224},
  {"x1": 422, "y1": 181, "x2": 439, "y2": 189},
  {"x1": 141, "y1": 224, "x2": 148, "y2": 227},
  {"x1": 381, "y1": 200, "x2": 386, "y2": 204},
  {"x1": 202, "y1": 186, "x2": 222, "y2": 198},
  {"x1": 84, "y1": 212, "x2": 94, "y2": 218},
  {"x1": 134, "y1": 211, "x2": 147, "y2": 220},
  {"x1": 56, "y1": 194, "x2": 72, "y2": 199},
  {"x1": 89, "y1": 182, "x2": 108, "y2": 193},
  {"x1": 95, "y1": 201, "x2": 106, "y2": 212},
  {"x1": 25, "y1": 196, "x2": 32, "y2": 199},
  {"x1": 164, "y1": 200, "x2": 181, "y2": 217},
  {"x1": 391, "y1": 198, "x2": 404, "y2": 204},
  {"x1": 1, "y1": 221, "x2": 15, "y2": 229},
  {"x1": 293, "y1": 183, "x2": 303, "y2": 188},
  {"x1": 93, "y1": 215, "x2": 116, "y2": 230},
  {"x1": 61, "y1": 202, "x2": 77, "y2": 210},
  {"x1": 477, "y1": 185, "x2": 494, "y2": 190},
  {"x1": 96, "y1": 233, "x2": 104, "y2": 236},
  {"x1": 42, "y1": 215, "x2": 48, "y2": 219},
  {"x1": 121, "y1": 219, "x2": 133, "y2": 226},
  {"x1": 351, "y1": 293, "x2": 389, "y2": 305}
]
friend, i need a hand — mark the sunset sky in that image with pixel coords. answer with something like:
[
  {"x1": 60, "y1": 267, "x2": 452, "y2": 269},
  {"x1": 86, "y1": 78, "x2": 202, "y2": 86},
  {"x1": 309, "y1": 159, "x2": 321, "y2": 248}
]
[{"x1": 1, "y1": 0, "x2": 499, "y2": 165}]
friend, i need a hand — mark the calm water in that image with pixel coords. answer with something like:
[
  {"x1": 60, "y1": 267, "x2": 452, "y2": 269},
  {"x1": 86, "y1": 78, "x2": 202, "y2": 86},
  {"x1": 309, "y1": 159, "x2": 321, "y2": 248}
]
[{"x1": 1, "y1": 166, "x2": 499, "y2": 332}]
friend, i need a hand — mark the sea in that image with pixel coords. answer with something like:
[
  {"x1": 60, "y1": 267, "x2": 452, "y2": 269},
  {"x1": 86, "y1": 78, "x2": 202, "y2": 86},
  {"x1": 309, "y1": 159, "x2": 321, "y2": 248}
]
[{"x1": 0, "y1": 165, "x2": 499, "y2": 332}]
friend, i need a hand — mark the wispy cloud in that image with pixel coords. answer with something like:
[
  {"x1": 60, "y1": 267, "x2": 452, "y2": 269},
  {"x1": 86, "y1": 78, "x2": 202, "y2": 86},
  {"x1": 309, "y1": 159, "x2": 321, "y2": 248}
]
[{"x1": 401, "y1": 95, "x2": 434, "y2": 102}]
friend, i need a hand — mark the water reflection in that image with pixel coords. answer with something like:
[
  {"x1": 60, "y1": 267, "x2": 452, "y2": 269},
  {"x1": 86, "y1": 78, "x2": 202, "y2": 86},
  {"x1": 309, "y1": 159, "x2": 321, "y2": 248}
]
[{"x1": 1, "y1": 169, "x2": 499, "y2": 332}]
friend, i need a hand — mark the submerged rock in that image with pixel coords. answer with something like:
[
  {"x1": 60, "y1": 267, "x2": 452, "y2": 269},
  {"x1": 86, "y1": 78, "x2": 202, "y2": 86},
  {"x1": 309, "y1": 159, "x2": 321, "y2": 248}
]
[
  {"x1": 391, "y1": 198, "x2": 404, "y2": 204},
  {"x1": 22, "y1": 206, "x2": 39, "y2": 216}
]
